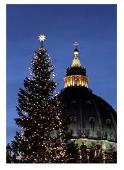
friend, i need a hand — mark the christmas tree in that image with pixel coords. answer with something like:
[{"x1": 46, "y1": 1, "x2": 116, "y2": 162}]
[
  {"x1": 6, "y1": 143, "x2": 12, "y2": 163},
  {"x1": 7, "y1": 34, "x2": 67, "y2": 163}
]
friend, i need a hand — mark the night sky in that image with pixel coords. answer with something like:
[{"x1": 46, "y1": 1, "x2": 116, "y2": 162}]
[{"x1": 7, "y1": 4, "x2": 117, "y2": 143}]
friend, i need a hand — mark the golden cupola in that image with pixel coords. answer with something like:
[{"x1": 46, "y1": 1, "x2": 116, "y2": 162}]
[{"x1": 64, "y1": 46, "x2": 88, "y2": 88}]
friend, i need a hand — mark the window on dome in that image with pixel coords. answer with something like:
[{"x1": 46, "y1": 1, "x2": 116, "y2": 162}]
[
  {"x1": 89, "y1": 117, "x2": 95, "y2": 130},
  {"x1": 106, "y1": 119, "x2": 111, "y2": 128}
]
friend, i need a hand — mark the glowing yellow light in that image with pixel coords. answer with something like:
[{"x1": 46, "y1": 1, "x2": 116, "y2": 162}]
[
  {"x1": 71, "y1": 57, "x2": 81, "y2": 67},
  {"x1": 64, "y1": 75, "x2": 88, "y2": 88}
]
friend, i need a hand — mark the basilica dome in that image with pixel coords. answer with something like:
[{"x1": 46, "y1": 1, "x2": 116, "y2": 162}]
[{"x1": 59, "y1": 46, "x2": 117, "y2": 154}]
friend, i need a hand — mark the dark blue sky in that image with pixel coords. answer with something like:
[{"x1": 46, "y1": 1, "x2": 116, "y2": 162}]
[{"x1": 7, "y1": 4, "x2": 117, "y2": 142}]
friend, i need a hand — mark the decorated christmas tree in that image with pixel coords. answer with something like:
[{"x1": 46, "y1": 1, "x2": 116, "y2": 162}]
[
  {"x1": 7, "y1": 34, "x2": 67, "y2": 163},
  {"x1": 6, "y1": 143, "x2": 13, "y2": 163}
]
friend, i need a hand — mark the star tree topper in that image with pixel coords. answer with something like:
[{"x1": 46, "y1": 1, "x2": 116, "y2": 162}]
[{"x1": 38, "y1": 34, "x2": 47, "y2": 47}]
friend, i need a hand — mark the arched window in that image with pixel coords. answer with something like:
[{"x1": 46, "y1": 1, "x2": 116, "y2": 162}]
[
  {"x1": 106, "y1": 119, "x2": 111, "y2": 128},
  {"x1": 89, "y1": 117, "x2": 95, "y2": 130}
]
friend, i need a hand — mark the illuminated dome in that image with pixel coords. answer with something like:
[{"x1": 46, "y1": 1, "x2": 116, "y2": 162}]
[
  {"x1": 64, "y1": 48, "x2": 88, "y2": 88},
  {"x1": 59, "y1": 46, "x2": 117, "y2": 162}
]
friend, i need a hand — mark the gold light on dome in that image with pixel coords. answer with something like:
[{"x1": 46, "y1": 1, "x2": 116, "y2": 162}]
[
  {"x1": 71, "y1": 57, "x2": 81, "y2": 67},
  {"x1": 38, "y1": 34, "x2": 47, "y2": 42},
  {"x1": 64, "y1": 75, "x2": 88, "y2": 88}
]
